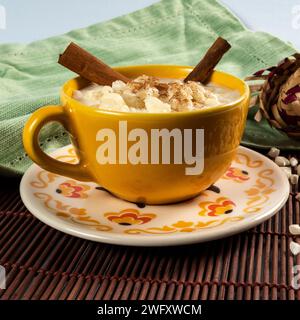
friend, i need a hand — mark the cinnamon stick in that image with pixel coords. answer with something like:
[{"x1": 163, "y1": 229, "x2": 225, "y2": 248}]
[
  {"x1": 58, "y1": 42, "x2": 130, "y2": 85},
  {"x1": 184, "y1": 37, "x2": 231, "y2": 84}
]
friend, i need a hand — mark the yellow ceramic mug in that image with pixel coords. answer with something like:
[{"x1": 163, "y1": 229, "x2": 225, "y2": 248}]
[{"x1": 23, "y1": 65, "x2": 250, "y2": 204}]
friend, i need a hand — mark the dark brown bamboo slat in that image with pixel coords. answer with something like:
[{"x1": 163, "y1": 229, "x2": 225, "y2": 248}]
[{"x1": 0, "y1": 157, "x2": 300, "y2": 300}]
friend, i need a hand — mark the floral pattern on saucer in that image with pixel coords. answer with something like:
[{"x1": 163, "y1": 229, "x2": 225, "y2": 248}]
[{"x1": 20, "y1": 145, "x2": 289, "y2": 246}]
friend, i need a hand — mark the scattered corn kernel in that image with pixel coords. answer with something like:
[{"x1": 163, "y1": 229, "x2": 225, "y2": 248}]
[
  {"x1": 290, "y1": 157, "x2": 298, "y2": 167},
  {"x1": 280, "y1": 167, "x2": 292, "y2": 178},
  {"x1": 290, "y1": 241, "x2": 300, "y2": 255},
  {"x1": 290, "y1": 174, "x2": 299, "y2": 185},
  {"x1": 275, "y1": 156, "x2": 290, "y2": 166},
  {"x1": 267, "y1": 147, "x2": 280, "y2": 158},
  {"x1": 289, "y1": 224, "x2": 300, "y2": 235}
]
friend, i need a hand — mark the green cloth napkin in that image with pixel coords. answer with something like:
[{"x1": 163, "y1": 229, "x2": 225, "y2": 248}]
[{"x1": 0, "y1": 0, "x2": 297, "y2": 176}]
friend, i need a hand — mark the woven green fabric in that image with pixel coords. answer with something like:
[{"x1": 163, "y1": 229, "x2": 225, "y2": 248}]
[{"x1": 0, "y1": 0, "x2": 297, "y2": 176}]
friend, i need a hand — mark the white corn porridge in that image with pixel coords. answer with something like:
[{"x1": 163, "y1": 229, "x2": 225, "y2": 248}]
[{"x1": 73, "y1": 75, "x2": 240, "y2": 113}]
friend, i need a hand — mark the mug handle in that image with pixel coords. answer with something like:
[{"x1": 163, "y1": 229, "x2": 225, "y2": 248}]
[{"x1": 23, "y1": 105, "x2": 91, "y2": 181}]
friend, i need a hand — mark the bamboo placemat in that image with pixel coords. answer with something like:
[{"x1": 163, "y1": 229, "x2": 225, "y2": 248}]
[{"x1": 0, "y1": 169, "x2": 299, "y2": 300}]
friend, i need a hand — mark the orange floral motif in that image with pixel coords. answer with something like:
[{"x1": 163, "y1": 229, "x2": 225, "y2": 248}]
[
  {"x1": 55, "y1": 147, "x2": 78, "y2": 163},
  {"x1": 30, "y1": 148, "x2": 77, "y2": 189},
  {"x1": 223, "y1": 167, "x2": 250, "y2": 183},
  {"x1": 198, "y1": 197, "x2": 236, "y2": 217},
  {"x1": 33, "y1": 192, "x2": 112, "y2": 231},
  {"x1": 125, "y1": 217, "x2": 244, "y2": 234},
  {"x1": 30, "y1": 171, "x2": 59, "y2": 189},
  {"x1": 235, "y1": 152, "x2": 263, "y2": 168},
  {"x1": 244, "y1": 169, "x2": 275, "y2": 213},
  {"x1": 56, "y1": 180, "x2": 90, "y2": 198},
  {"x1": 172, "y1": 221, "x2": 195, "y2": 232},
  {"x1": 105, "y1": 209, "x2": 156, "y2": 226}
]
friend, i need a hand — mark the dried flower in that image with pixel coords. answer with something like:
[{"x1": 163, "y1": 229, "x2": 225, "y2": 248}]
[{"x1": 247, "y1": 54, "x2": 300, "y2": 138}]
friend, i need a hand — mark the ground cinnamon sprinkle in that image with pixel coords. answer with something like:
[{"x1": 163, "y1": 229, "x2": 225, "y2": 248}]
[{"x1": 73, "y1": 75, "x2": 240, "y2": 113}]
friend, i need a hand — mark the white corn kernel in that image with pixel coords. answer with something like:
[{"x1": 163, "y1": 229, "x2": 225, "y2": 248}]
[
  {"x1": 290, "y1": 157, "x2": 298, "y2": 167},
  {"x1": 145, "y1": 97, "x2": 171, "y2": 113},
  {"x1": 289, "y1": 224, "x2": 300, "y2": 235},
  {"x1": 268, "y1": 147, "x2": 280, "y2": 158},
  {"x1": 290, "y1": 174, "x2": 299, "y2": 185},
  {"x1": 275, "y1": 156, "x2": 290, "y2": 166},
  {"x1": 290, "y1": 241, "x2": 300, "y2": 255},
  {"x1": 281, "y1": 167, "x2": 292, "y2": 178}
]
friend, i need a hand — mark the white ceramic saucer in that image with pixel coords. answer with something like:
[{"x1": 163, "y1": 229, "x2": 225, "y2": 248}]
[{"x1": 20, "y1": 145, "x2": 289, "y2": 246}]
